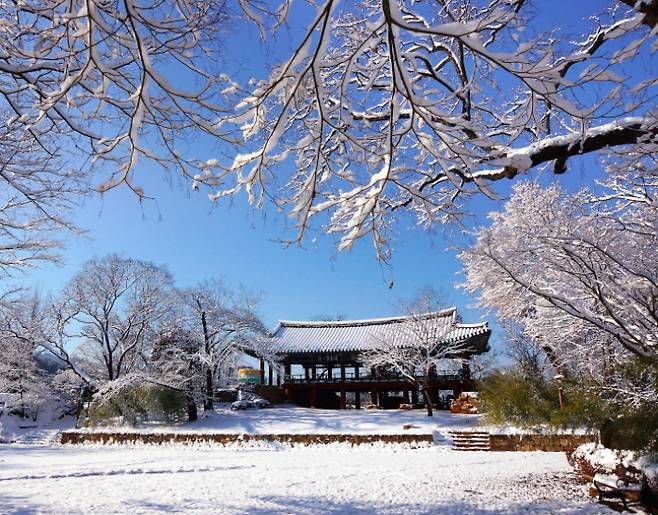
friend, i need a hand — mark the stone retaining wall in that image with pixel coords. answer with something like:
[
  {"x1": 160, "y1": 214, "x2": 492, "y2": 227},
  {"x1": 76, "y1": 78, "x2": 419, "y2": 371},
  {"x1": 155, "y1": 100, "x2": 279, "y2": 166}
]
[
  {"x1": 490, "y1": 434, "x2": 594, "y2": 452},
  {"x1": 60, "y1": 430, "x2": 594, "y2": 451},
  {"x1": 60, "y1": 431, "x2": 434, "y2": 447}
]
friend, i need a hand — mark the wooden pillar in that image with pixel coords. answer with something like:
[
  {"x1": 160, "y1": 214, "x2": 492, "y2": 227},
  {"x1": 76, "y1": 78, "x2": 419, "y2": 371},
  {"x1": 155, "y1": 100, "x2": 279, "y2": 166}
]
[
  {"x1": 462, "y1": 360, "x2": 472, "y2": 385},
  {"x1": 430, "y1": 387, "x2": 439, "y2": 406},
  {"x1": 268, "y1": 364, "x2": 273, "y2": 386},
  {"x1": 354, "y1": 365, "x2": 360, "y2": 379},
  {"x1": 276, "y1": 373, "x2": 281, "y2": 387},
  {"x1": 354, "y1": 391, "x2": 361, "y2": 409},
  {"x1": 305, "y1": 366, "x2": 310, "y2": 380},
  {"x1": 284, "y1": 362, "x2": 291, "y2": 381},
  {"x1": 453, "y1": 381, "x2": 463, "y2": 398},
  {"x1": 311, "y1": 364, "x2": 317, "y2": 380},
  {"x1": 327, "y1": 364, "x2": 333, "y2": 380},
  {"x1": 370, "y1": 389, "x2": 379, "y2": 406},
  {"x1": 340, "y1": 389, "x2": 347, "y2": 409},
  {"x1": 310, "y1": 385, "x2": 318, "y2": 408},
  {"x1": 259, "y1": 358, "x2": 265, "y2": 385},
  {"x1": 340, "y1": 363, "x2": 346, "y2": 381},
  {"x1": 402, "y1": 388, "x2": 410, "y2": 404}
]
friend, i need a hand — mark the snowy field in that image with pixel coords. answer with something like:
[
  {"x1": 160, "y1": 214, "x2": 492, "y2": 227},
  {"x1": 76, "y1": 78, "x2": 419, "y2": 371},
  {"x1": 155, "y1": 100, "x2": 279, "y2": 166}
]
[
  {"x1": 0, "y1": 443, "x2": 611, "y2": 514},
  {"x1": 74, "y1": 405, "x2": 481, "y2": 435}
]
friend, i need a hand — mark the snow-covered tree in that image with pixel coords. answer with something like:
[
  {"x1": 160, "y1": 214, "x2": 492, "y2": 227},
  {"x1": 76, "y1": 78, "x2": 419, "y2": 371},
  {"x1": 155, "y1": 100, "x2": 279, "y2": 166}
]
[
  {"x1": 0, "y1": 290, "x2": 53, "y2": 418},
  {"x1": 0, "y1": 2, "x2": 247, "y2": 272},
  {"x1": 51, "y1": 255, "x2": 175, "y2": 384},
  {"x1": 199, "y1": 0, "x2": 657, "y2": 258},
  {"x1": 460, "y1": 177, "x2": 657, "y2": 408},
  {"x1": 361, "y1": 288, "x2": 477, "y2": 416},
  {"x1": 175, "y1": 280, "x2": 269, "y2": 411},
  {"x1": 461, "y1": 179, "x2": 657, "y2": 363}
]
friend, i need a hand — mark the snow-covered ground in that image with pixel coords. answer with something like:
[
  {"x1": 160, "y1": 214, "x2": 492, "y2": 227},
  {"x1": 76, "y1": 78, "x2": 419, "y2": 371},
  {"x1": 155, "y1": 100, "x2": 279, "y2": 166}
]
[
  {"x1": 0, "y1": 408, "x2": 611, "y2": 514},
  {"x1": 73, "y1": 405, "x2": 481, "y2": 435},
  {"x1": 0, "y1": 442, "x2": 610, "y2": 514}
]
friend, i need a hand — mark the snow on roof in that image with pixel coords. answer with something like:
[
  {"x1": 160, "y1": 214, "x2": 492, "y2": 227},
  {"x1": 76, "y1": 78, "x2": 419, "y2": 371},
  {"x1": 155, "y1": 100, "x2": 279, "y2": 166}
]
[{"x1": 269, "y1": 308, "x2": 490, "y2": 355}]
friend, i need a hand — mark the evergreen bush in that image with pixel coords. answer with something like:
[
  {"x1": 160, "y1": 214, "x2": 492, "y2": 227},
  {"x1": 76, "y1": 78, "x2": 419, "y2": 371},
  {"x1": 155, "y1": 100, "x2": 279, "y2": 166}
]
[{"x1": 86, "y1": 381, "x2": 188, "y2": 426}]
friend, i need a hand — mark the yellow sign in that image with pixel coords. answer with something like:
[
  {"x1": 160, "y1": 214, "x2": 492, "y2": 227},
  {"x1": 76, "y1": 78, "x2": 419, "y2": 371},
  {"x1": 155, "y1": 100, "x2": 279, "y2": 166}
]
[{"x1": 237, "y1": 368, "x2": 260, "y2": 384}]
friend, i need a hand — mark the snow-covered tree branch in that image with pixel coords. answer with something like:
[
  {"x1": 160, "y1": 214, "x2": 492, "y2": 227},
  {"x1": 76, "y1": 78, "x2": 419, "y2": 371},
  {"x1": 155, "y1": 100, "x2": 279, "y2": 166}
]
[
  {"x1": 201, "y1": 0, "x2": 657, "y2": 258},
  {"x1": 0, "y1": 0, "x2": 235, "y2": 198},
  {"x1": 0, "y1": 118, "x2": 85, "y2": 275}
]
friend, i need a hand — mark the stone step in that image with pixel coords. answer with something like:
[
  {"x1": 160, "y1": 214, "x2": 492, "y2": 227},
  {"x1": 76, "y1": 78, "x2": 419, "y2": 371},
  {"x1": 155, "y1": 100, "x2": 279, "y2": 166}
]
[{"x1": 447, "y1": 430, "x2": 491, "y2": 451}]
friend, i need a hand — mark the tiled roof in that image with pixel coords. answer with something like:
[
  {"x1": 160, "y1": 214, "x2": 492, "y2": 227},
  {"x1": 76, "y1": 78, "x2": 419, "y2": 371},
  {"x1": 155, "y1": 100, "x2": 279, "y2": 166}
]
[{"x1": 268, "y1": 308, "x2": 489, "y2": 355}]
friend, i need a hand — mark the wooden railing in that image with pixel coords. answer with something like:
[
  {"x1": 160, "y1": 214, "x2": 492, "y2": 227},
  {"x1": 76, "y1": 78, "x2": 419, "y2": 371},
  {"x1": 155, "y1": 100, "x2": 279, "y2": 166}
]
[{"x1": 283, "y1": 373, "x2": 462, "y2": 384}]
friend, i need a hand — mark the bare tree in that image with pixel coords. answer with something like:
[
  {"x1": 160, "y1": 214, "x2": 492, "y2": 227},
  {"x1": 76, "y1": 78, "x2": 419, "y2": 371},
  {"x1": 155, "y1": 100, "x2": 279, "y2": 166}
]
[
  {"x1": 501, "y1": 321, "x2": 548, "y2": 380},
  {"x1": 310, "y1": 313, "x2": 346, "y2": 321},
  {"x1": 197, "y1": 0, "x2": 657, "y2": 259},
  {"x1": 177, "y1": 280, "x2": 268, "y2": 411},
  {"x1": 50, "y1": 255, "x2": 174, "y2": 384},
  {"x1": 361, "y1": 288, "x2": 479, "y2": 416}
]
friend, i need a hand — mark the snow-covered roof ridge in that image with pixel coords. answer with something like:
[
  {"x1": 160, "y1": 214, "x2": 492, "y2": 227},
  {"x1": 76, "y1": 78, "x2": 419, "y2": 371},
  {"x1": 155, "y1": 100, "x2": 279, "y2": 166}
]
[{"x1": 277, "y1": 307, "x2": 458, "y2": 328}]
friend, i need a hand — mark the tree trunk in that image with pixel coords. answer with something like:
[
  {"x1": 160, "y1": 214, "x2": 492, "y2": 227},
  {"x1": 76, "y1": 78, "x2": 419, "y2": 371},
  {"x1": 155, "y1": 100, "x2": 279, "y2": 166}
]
[
  {"x1": 199, "y1": 304, "x2": 214, "y2": 411},
  {"x1": 420, "y1": 385, "x2": 433, "y2": 417},
  {"x1": 598, "y1": 418, "x2": 613, "y2": 448},
  {"x1": 204, "y1": 367, "x2": 214, "y2": 412},
  {"x1": 187, "y1": 395, "x2": 198, "y2": 422}
]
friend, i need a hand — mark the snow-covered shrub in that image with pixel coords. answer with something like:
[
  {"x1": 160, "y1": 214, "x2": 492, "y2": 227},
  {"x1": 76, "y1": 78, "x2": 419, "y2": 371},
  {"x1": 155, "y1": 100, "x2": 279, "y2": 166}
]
[
  {"x1": 86, "y1": 376, "x2": 188, "y2": 426},
  {"x1": 50, "y1": 370, "x2": 88, "y2": 416},
  {"x1": 568, "y1": 443, "x2": 641, "y2": 482}
]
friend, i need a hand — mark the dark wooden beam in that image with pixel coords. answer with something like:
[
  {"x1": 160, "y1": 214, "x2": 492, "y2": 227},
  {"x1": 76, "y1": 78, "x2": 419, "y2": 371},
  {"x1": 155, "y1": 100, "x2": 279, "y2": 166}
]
[{"x1": 310, "y1": 385, "x2": 318, "y2": 409}]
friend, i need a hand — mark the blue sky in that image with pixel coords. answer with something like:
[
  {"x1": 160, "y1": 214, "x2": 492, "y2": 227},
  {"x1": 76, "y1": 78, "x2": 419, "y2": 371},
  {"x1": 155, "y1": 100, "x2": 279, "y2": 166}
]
[{"x1": 20, "y1": 0, "x2": 627, "y2": 363}]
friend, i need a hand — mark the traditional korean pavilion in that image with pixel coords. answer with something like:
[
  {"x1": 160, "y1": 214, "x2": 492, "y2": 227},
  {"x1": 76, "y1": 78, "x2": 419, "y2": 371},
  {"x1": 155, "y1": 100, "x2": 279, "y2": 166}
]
[{"x1": 256, "y1": 308, "x2": 490, "y2": 409}]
